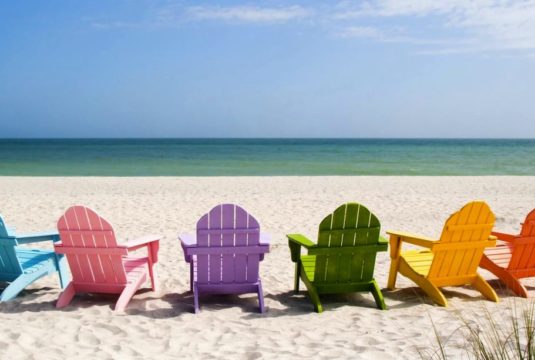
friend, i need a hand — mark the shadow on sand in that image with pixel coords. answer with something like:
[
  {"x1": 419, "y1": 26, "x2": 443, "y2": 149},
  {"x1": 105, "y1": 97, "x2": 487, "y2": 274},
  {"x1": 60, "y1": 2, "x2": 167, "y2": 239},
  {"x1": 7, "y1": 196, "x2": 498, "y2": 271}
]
[{"x1": 0, "y1": 278, "x2": 522, "y2": 319}]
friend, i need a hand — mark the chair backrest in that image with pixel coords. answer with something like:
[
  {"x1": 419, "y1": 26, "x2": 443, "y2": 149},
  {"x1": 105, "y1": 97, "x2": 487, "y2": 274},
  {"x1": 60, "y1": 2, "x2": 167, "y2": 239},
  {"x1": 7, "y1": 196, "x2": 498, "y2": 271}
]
[
  {"x1": 195, "y1": 204, "x2": 262, "y2": 285},
  {"x1": 508, "y1": 209, "x2": 535, "y2": 271},
  {"x1": 427, "y1": 201, "x2": 495, "y2": 279},
  {"x1": 0, "y1": 214, "x2": 23, "y2": 279},
  {"x1": 313, "y1": 203, "x2": 382, "y2": 284},
  {"x1": 0, "y1": 215, "x2": 8, "y2": 237},
  {"x1": 520, "y1": 209, "x2": 535, "y2": 237},
  {"x1": 57, "y1": 206, "x2": 128, "y2": 285}
]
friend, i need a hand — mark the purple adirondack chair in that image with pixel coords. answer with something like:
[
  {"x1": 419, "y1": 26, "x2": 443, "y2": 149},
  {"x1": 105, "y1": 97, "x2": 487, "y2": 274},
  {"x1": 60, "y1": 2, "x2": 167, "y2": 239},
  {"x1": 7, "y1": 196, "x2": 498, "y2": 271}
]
[{"x1": 179, "y1": 204, "x2": 270, "y2": 313}]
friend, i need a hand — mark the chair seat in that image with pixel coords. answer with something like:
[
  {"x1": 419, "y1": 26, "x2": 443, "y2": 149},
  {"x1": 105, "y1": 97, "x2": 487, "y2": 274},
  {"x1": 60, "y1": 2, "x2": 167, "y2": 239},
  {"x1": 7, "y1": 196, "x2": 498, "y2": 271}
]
[
  {"x1": 16, "y1": 248, "x2": 56, "y2": 275},
  {"x1": 484, "y1": 241, "x2": 512, "y2": 268},
  {"x1": 401, "y1": 250, "x2": 434, "y2": 276},
  {"x1": 123, "y1": 257, "x2": 149, "y2": 284}
]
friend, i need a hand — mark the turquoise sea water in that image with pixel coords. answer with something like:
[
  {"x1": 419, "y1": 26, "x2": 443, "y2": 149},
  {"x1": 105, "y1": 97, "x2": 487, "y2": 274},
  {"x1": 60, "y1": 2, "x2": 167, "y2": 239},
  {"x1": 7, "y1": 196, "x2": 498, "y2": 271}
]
[{"x1": 0, "y1": 139, "x2": 534, "y2": 176}]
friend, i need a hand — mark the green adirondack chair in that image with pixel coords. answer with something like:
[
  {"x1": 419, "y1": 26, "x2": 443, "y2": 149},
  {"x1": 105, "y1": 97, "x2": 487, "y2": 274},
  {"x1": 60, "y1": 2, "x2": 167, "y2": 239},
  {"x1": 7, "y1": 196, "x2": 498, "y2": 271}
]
[{"x1": 288, "y1": 203, "x2": 388, "y2": 313}]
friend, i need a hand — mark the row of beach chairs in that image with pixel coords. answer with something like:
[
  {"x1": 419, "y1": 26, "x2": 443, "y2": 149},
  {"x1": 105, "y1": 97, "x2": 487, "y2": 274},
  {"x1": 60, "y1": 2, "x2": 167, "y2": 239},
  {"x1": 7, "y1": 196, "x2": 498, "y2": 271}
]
[{"x1": 0, "y1": 201, "x2": 533, "y2": 313}]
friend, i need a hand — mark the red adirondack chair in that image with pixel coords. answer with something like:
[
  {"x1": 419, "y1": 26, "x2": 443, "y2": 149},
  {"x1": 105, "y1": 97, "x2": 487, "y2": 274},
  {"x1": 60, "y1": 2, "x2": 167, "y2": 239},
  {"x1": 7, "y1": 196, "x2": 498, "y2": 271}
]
[
  {"x1": 481, "y1": 209, "x2": 535, "y2": 297},
  {"x1": 54, "y1": 206, "x2": 160, "y2": 311}
]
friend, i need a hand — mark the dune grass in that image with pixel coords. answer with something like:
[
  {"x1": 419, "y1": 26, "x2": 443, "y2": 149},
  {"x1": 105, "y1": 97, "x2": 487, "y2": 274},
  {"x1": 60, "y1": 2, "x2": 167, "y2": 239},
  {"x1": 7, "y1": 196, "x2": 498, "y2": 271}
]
[{"x1": 421, "y1": 300, "x2": 535, "y2": 360}]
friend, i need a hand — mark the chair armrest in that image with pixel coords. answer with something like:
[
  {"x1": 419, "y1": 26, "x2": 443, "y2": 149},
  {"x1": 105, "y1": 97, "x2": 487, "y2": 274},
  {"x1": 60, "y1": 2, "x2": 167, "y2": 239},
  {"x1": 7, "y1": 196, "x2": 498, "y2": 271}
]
[
  {"x1": 16, "y1": 231, "x2": 60, "y2": 245},
  {"x1": 287, "y1": 234, "x2": 315, "y2": 263},
  {"x1": 125, "y1": 235, "x2": 159, "y2": 250},
  {"x1": 287, "y1": 234, "x2": 315, "y2": 247},
  {"x1": 178, "y1": 234, "x2": 196, "y2": 262},
  {"x1": 507, "y1": 236, "x2": 535, "y2": 246},
  {"x1": 491, "y1": 231, "x2": 516, "y2": 243},
  {"x1": 124, "y1": 235, "x2": 160, "y2": 263},
  {"x1": 259, "y1": 233, "x2": 270, "y2": 260},
  {"x1": 179, "y1": 233, "x2": 270, "y2": 247},
  {"x1": 378, "y1": 235, "x2": 388, "y2": 245},
  {"x1": 260, "y1": 233, "x2": 270, "y2": 246},
  {"x1": 375, "y1": 236, "x2": 389, "y2": 252},
  {"x1": 178, "y1": 233, "x2": 269, "y2": 262},
  {"x1": 386, "y1": 230, "x2": 437, "y2": 261},
  {"x1": 178, "y1": 233, "x2": 196, "y2": 247},
  {"x1": 386, "y1": 231, "x2": 437, "y2": 248}
]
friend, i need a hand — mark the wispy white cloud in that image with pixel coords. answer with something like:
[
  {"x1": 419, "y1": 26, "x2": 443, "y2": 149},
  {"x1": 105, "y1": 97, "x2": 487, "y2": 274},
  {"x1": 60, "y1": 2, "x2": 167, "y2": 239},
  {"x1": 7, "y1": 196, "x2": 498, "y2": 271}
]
[
  {"x1": 334, "y1": 0, "x2": 478, "y2": 18},
  {"x1": 337, "y1": 25, "x2": 472, "y2": 47},
  {"x1": 185, "y1": 5, "x2": 312, "y2": 23},
  {"x1": 88, "y1": 1, "x2": 535, "y2": 57},
  {"x1": 90, "y1": 4, "x2": 312, "y2": 29},
  {"x1": 90, "y1": 21, "x2": 139, "y2": 30},
  {"x1": 337, "y1": 26, "x2": 383, "y2": 39},
  {"x1": 335, "y1": 25, "x2": 427, "y2": 45},
  {"x1": 334, "y1": 0, "x2": 535, "y2": 54}
]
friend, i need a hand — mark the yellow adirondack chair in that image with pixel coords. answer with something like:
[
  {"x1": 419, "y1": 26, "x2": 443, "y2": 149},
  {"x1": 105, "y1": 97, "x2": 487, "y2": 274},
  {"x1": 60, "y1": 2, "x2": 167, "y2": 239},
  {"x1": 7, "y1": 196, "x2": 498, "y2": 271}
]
[{"x1": 386, "y1": 201, "x2": 499, "y2": 306}]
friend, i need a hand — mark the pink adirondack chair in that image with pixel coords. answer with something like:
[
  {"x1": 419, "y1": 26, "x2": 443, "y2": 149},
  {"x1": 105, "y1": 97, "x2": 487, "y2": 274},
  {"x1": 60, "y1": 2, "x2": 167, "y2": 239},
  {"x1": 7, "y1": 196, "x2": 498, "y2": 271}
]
[
  {"x1": 179, "y1": 204, "x2": 270, "y2": 313},
  {"x1": 54, "y1": 206, "x2": 159, "y2": 311}
]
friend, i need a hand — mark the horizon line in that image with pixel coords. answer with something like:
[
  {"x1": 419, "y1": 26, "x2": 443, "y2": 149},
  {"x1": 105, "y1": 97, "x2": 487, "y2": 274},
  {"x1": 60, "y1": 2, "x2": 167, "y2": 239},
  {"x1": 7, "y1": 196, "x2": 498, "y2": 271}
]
[{"x1": 1, "y1": 137, "x2": 535, "y2": 141}]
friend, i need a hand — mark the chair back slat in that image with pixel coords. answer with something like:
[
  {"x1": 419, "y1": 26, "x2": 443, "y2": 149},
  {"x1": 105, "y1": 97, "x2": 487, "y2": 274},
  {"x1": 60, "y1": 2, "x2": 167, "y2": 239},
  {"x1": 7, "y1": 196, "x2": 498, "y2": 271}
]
[
  {"x1": 0, "y1": 215, "x2": 23, "y2": 277},
  {"x1": 314, "y1": 203, "x2": 382, "y2": 284},
  {"x1": 195, "y1": 204, "x2": 261, "y2": 285},
  {"x1": 508, "y1": 209, "x2": 535, "y2": 270},
  {"x1": 428, "y1": 201, "x2": 495, "y2": 279},
  {"x1": 57, "y1": 206, "x2": 127, "y2": 285}
]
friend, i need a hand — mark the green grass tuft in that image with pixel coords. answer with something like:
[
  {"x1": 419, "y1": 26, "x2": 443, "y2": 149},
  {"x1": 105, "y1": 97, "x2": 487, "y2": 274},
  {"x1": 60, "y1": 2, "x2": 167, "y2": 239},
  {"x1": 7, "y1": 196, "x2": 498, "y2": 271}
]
[{"x1": 423, "y1": 300, "x2": 535, "y2": 360}]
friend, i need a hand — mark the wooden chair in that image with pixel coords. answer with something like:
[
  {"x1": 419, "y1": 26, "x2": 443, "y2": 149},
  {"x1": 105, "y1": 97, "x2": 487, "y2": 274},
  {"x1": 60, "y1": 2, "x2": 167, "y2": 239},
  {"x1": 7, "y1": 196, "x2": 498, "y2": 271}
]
[
  {"x1": 288, "y1": 203, "x2": 388, "y2": 313},
  {"x1": 481, "y1": 209, "x2": 535, "y2": 297},
  {"x1": 0, "y1": 214, "x2": 68, "y2": 301},
  {"x1": 387, "y1": 201, "x2": 498, "y2": 306},
  {"x1": 54, "y1": 206, "x2": 159, "y2": 311},
  {"x1": 179, "y1": 204, "x2": 269, "y2": 313}
]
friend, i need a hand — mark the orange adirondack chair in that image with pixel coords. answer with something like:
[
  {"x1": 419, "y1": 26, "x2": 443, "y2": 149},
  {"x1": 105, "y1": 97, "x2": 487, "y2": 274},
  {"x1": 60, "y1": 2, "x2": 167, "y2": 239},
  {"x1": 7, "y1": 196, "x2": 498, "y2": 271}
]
[
  {"x1": 480, "y1": 209, "x2": 535, "y2": 297},
  {"x1": 54, "y1": 206, "x2": 160, "y2": 311},
  {"x1": 387, "y1": 201, "x2": 499, "y2": 306}
]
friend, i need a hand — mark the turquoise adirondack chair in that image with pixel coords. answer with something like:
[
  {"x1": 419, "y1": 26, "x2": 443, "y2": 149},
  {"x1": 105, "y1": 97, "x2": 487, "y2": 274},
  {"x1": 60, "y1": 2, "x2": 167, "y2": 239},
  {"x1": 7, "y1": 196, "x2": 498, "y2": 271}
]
[
  {"x1": 0, "y1": 214, "x2": 69, "y2": 301},
  {"x1": 288, "y1": 203, "x2": 388, "y2": 312}
]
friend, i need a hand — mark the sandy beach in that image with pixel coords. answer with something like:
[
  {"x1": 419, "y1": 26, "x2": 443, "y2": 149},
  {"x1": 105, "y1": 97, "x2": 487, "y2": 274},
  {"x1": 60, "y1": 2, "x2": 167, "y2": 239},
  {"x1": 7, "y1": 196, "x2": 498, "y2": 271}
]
[{"x1": 1, "y1": 176, "x2": 534, "y2": 359}]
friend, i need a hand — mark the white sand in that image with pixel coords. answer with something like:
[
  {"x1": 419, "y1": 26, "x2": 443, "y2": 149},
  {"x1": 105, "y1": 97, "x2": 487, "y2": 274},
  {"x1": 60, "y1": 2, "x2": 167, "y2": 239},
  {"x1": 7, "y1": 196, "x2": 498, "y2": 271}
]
[{"x1": 0, "y1": 176, "x2": 534, "y2": 359}]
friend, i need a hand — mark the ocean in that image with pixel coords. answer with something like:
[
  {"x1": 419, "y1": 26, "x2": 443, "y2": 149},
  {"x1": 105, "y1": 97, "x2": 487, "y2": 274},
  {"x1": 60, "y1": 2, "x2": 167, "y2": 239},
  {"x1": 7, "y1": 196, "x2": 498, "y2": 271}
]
[{"x1": 0, "y1": 138, "x2": 534, "y2": 176}]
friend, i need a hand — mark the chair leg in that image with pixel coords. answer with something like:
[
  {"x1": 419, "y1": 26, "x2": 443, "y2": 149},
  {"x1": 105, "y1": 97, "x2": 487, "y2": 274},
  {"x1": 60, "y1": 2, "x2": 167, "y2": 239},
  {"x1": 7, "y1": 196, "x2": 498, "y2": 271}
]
[
  {"x1": 308, "y1": 286, "x2": 323, "y2": 313},
  {"x1": 56, "y1": 281, "x2": 76, "y2": 308},
  {"x1": 193, "y1": 282, "x2": 200, "y2": 314},
  {"x1": 472, "y1": 273, "x2": 499, "y2": 302},
  {"x1": 0, "y1": 272, "x2": 44, "y2": 302},
  {"x1": 387, "y1": 235, "x2": 402, "y2": 290},
  {"x1": 498, "y1": 272, "x2": 529, "y2": 298},
  {"x1": 399, "y1": 259, "x2": 448, "y2": 306},
  {"x1": 190, "y1": 262, "x2": 194, "y2": 292},
  {"x1": 148, "y1": 263, "x2": 159, "y2": 293},
  {"x1": 370, "y1": 279, "x2": 387, "y2": 310},
  {"x1": 115, "y1": 274, "x2": 146, "y2": 312},
  {"x1": 57, "y1": 255, "x2": 70, "y2": 289},
  {"x1": 294, "y1": 263, "x2": 300, "y2": 293},
  {"x1": 481, "y1": 256, "x2": 528, "y2": 298},
  {"x1": 387, "y1": 258, "x2": 400, "y2": 290},
  {"x1": 301, "y1": 275, "x2": 323, "y2": 313},
  {"x1": 257, "y1": 280, "x2": 265, "y2": 313}
]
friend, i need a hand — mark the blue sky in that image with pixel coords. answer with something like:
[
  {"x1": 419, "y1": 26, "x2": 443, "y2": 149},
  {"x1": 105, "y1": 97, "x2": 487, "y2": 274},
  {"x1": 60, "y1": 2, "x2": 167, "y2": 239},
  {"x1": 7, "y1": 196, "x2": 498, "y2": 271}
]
[{"x1": 1, "y1": 1, "x2": 534, "y2": 138}]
